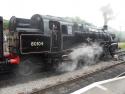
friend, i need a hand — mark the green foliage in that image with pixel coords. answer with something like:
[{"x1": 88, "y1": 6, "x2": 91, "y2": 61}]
[
  {"x1": 3, "y1": 19, "x2": 9, "y2": 30},
  {"x1": 65, "y1": 16, "x2": 85, "y2": 23},
  {"x1": 118, "y1": 42, "x2": 125, "y2": 49},
  {"x1": 65, "y1": 16, "x2": 95, "y2": 27}
]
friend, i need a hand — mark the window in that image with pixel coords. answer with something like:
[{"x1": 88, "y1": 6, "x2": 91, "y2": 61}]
[
  {"x1": 67, "y1": 26, "x2": 72, "y2": 34},
  {"x1": 49, "y1": 21, "x2": 60, "y2": 30},
  {"x1": 62, "y1": 25, "x2": 68, "y2": 34}
]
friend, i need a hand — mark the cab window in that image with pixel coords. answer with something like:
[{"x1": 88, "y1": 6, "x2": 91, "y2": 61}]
[
  {"x1": 49, "y1": 21, "x2": 60, "y2": 30},
  {"x1": 67, "y1": 25, "x2": 72, "y2": 34},
  {"x1": 62, "y1": 25, "x2": 68, "y2": 34}
]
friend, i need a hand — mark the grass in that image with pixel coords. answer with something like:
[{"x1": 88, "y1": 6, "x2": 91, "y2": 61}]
[{"x1": 118, "y1": 42, "x2": 125, "y2": 49}]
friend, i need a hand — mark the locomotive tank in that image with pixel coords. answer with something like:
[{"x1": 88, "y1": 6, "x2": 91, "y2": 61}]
[{"x1": 9, "y1": 15, "x2": 52, "y2": 55}]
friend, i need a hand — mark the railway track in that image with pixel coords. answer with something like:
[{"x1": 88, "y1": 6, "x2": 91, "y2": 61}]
[
  {"x1": 30, "y1": 60, "x2": 125, "y2": 94},
  {"x1": 0, "y1": 59, "x2": 124, "y2": 94}
]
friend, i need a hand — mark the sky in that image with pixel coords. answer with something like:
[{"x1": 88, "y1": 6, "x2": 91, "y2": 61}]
[{"x1": 1, "y1": 0, "x2": 125, "y2": 31}]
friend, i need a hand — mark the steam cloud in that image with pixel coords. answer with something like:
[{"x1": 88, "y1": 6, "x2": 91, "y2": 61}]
[
  {"x1": 100, "y1": 4, "x2": 114, "y2": 26},
  {"x1": 57, "y1": 43, "x2": 103, "y2": 72}
]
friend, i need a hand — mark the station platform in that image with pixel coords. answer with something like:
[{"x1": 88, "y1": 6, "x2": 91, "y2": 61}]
[{"x1": 72, "y1": 76, "x2": 125, "y2": 94}]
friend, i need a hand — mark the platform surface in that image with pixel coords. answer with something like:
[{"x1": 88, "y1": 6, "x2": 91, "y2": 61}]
[{"x1": 72, "y1": 76, "x2": 125, "y2": 94}]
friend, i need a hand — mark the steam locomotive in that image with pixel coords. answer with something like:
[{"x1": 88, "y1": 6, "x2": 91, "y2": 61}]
[{"x1": 0, "y1": 14, "x2": 118, "y2": 75}]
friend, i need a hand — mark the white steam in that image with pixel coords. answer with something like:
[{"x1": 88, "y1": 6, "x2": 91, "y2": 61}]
[
  {"x1": 57, "y1": 43, "x2": 103, "y2": 72},
  {"x1": 116, "y1": 31, "x2": 125, "y2": 42},
  {"x1": 121, "y1": 55, "x2": 125, "y2": 61}
]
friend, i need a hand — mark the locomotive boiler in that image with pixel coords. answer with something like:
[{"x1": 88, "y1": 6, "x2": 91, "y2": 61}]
[{"x1": 0, "y1": 14, "x2": 118, "y2": 76}]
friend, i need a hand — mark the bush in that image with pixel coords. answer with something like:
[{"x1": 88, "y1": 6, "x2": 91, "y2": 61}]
[{"x1": 3, "y1": 19, "x2": 9, "y2": 30}]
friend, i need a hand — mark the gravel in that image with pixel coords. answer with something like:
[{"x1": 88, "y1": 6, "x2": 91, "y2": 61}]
[{"x1": 0, "y1": 60, "x2": 123, "y2": 94}]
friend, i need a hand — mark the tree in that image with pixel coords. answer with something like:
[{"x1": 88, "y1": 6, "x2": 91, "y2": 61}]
[{"x1": 3, "y1": 19, "x2": 9, "y2": 30}]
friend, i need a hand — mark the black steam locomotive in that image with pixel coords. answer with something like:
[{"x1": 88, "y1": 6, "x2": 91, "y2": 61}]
[{"x1": 0, "y1": 14, "x2": 118, "y2": 75}]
